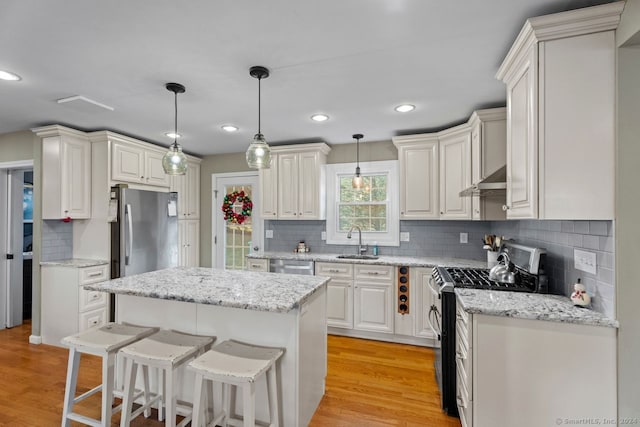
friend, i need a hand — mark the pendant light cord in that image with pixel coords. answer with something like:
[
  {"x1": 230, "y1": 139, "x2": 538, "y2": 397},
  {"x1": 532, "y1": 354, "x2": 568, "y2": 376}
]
[
  {"x1": 356, "y1": 136, "x2": 359, "y2": 169},
  {"x1": 258, "y1": 77, "x2": 262, "y2": 134},
  {"x1": 174, "y1": 90, "x2": 178, "y2": 146}
]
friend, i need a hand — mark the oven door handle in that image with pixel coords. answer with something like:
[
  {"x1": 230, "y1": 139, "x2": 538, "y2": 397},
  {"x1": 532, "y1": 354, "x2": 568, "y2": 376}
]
[{"x1": 427, "y1": 304, "x2": 441, "y2": 341}]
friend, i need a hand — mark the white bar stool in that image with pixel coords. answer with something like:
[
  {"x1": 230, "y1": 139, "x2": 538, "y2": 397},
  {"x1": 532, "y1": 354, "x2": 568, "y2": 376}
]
[
  {"x1": 189, "y1": 340, "x2": 284, "y2": 427},
  {"x1": 61, "y1": 322, "x2": 159, "y2": 427},
  {"x1": 118, "y1": 329, "x2": 215, "y2": 427}
]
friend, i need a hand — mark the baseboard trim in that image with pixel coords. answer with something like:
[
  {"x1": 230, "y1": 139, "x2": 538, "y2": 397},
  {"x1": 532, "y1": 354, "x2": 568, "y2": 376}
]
[
  {"x1": 29, "y1": 335, "x2": 42, "y2": 345},
  {"x1": 328, "y1": 327, "x2": 437, "y2": 347}
]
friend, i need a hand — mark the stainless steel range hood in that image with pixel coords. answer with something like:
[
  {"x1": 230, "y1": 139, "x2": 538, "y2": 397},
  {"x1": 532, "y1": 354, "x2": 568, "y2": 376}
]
[{"x1": 459, "y1": 165, "x2": 506, "y2": 197}]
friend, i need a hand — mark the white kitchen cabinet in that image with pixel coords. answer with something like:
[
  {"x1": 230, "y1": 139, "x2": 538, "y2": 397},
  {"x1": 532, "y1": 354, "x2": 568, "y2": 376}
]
[
  {"x1": 110, "y1": 137, "x2": 170, "y2": 187},
  {"x1": 178, "y1": 219, "x2": 200, "y2": 267},
  {"x1": 439, "y1": 126, "x2": 472, "y2": 219},
  {"x1": 246, "y1": 258, "x2": 268, "y2": 272},
  {"x1": 353, "y1": 264, "x2": 394, "y2": 334},
  {"x1": 264, "y1": 143, "x2": 330, "y2": 220},
  {"x1": 36, "y1": 126, "x2": 92, "y2": 219},
  {"x1": 171, "y1": 159, "x2": 201, "y2": 219},
  {"x1": 392, "y1": 135, "x2": 439, "y2": 219},
  {"x1": 259, "y1": 157, "x2": 278, "y2": 219},
  {"x1": 496, "y1": 3, "x2": 621, "y2": 219},
  {"x1": 460, "y1": 310, "x2": 616, "y2": 427},
  {"x1": 41, "y1": 263, "x2": 109, "y2": 347},
  {"x1": 412, "y1": 267, "x2": 437, "y2": 340},
  {"x1": 316, "y1": 262, "x2": 354, "y2": 329}
]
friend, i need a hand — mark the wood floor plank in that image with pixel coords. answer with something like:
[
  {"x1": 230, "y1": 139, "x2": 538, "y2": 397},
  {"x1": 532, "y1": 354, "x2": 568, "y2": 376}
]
[{"x1": 0, "y1": 323, "x2": 460, "y2": 426}]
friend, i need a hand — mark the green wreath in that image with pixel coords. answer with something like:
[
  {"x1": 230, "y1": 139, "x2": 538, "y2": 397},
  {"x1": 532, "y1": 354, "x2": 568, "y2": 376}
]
[{"x1": 222, "y1": 190, "x2": 253, "y2": 224}]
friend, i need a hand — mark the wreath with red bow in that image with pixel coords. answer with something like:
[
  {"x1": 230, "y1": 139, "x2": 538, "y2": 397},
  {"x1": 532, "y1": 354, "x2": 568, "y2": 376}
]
[{"x1": 222, "y1": 190, "x2": 253, "y2": 224}]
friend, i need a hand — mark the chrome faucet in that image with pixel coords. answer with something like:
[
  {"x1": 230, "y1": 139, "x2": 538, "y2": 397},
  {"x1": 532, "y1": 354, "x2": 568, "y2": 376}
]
[{"x1": 347, "y1": 225, "x2": 367, "y2": 255}]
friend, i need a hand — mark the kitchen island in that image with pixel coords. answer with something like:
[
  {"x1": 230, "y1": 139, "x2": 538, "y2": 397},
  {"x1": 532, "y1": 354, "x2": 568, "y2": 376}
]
[{"x1": 85, "y1": 267, "x2": 330, "y2": 427}]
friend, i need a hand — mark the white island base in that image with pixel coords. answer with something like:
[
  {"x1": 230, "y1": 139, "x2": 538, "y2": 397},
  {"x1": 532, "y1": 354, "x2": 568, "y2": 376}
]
[{"x1": 115, "y1": 287, "x2": 327, "y2": 427}]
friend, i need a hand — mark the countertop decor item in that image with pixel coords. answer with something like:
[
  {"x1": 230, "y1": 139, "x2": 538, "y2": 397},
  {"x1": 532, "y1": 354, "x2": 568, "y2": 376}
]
[
  {"x1": 294, "y1": 241, "x2": 310, "y2": 253},
  {"x1": 246, "y1": 65, "x2": 272, "y2": 169},
  {"x1": 162, "y1": 82, "x2": 188, "y2": 175},
  {"x1": 222, "y1": 190, "x2": 252, "y2": 224},
  {"x1": 570, "y1": 278, "x2": 591, "y2": 307}
]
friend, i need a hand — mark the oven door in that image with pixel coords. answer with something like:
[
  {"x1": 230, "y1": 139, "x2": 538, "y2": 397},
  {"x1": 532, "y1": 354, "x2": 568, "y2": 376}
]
[{"x1": 427, "y1": 275, "x2": 442, "y2": 341}]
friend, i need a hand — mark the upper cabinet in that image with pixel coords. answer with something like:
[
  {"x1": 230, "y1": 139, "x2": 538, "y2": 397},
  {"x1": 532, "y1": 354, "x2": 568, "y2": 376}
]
[
  {"x1": 35, "y1": 125, "x2": 92, "y2": 219},
  {"x1": 392, "y1": 134, "x2": 439, "y2": 220},
  {"x1": 170, "y1": 159, "x2": 201, "y2": 219},
  {"x1": 439, "y1": 125, "x2": 472, "y2": 220},
  {"x1": 110, "y1": 136, "x2": 170, "y2": 188},
  {"x1": 259, "y1": 143, "x2": 331, "y2": 220},
  {"x1": 496, "y1": 2, "x2": 623, "y2": 220}
]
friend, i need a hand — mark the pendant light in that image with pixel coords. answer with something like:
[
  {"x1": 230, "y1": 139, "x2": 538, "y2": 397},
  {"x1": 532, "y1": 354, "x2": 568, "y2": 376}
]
[
  {"x1": 162, "y1": 82, "x2": 188, "y2": 175},
  {"x1": 246, "y1": 66, "x2": 272, "y2": 169},
  {"x1": 352, "y1": 133, "x2": 364, "y2": 189}
]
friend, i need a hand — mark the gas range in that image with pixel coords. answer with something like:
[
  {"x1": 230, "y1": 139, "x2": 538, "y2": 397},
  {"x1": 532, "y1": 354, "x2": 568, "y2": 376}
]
[{"x1": 435, "y1": 266, "x2": 544, "y2": 293}]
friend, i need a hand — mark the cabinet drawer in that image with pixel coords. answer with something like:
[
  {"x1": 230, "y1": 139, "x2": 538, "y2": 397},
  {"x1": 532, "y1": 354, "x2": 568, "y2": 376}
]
[
  {"x1": 246, "y1": 258, "x2": 268, "y2": 272},
  {"x1": 316, "y1": 262, "x2": 354, "y2": 278},
  {"x1": 79, "y1": 287, "x2": 108, "y2": 313},
  {"x1": 79, "y1": 265, "x2": 109, "y2": 285},
  {"x1": 354, "y1": 264, "x2": 394, "y2": 281},
  {"x1": 79, "y1": 307, "x2": 108, "y2": 332}
]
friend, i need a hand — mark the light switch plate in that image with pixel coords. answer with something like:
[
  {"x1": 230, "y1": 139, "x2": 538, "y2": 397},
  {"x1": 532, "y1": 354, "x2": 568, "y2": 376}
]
[
  {"x1": 574, "y1": 249, "x2": 596, "y2": 274},
  {"x1": 265, "y1": 230, "x2": 274, "y2": 239},
  {"x1": 460, "y1": 233, "x2": 468, "y2": 244},
  {"x1": 321, "y1": 231, "x2": 327, "y2": 240},
  {"x1": 400, "y1": 232, "x2": 410, "y2": 242}
]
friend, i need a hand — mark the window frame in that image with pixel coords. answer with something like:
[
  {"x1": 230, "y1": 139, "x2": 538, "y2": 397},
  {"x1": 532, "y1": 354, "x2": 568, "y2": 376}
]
[{"x1": 326, "y1": 160, "x2": 399, "y2": 246}]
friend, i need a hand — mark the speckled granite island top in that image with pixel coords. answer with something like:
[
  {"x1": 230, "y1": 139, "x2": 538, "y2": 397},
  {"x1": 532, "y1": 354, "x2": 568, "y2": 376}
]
[
  {"x1": 40, "y1": 258, "x2": 109, "y2": 268},
  {"x1": 249, "y1": 252, "x2": 487, "y2": 269},
  {"x1": 455, "y1": 288, "x2": 619, "y2": 328},
  {"x1": 84, "y1": 267, "x2": 330, "y2": 313}
]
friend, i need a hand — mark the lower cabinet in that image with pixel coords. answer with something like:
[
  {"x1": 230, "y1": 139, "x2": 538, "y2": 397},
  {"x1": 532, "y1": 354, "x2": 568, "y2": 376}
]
[
  {"x1": 315, "y1": 262, "x2": 354, "y2": 329},
  {"x1": 41, "y1": 263, "x2": 109, "y2": 347},
  {"x1": 246, "y1": 258, "x2": 268, "y2": 272},
  {"x1": 178, "y1": 219, "x2": 200, "y2": 267},
  {"x1": 353, "y1": 264, "x2": 394, "y2": 334},
  {"x1": 412, "y1": 267, "x2": 437, "y2": 340}
]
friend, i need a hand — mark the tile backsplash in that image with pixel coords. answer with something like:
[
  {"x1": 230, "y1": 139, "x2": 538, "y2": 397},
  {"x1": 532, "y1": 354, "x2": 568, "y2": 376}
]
[{"x1": 41, "y1": 220, "x2": 73, "y2": 261}]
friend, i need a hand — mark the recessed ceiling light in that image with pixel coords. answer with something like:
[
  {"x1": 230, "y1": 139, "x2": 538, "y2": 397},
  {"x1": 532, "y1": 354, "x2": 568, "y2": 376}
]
[
  {"x1": 221, "y1": 125, "x2": 239, "y2": 132},
  {"x1": 394, "y1": 104, "x2": 415, "y2": 113},
  {"x1": 311, "y1": 114, "x2": 329, "y2": 122},
  {"x1": 0, "y1": 70, "x2": 21, "y2": 81},
  {"x1": 165, "y1": 132, "x2": 181, "y2": 139}
]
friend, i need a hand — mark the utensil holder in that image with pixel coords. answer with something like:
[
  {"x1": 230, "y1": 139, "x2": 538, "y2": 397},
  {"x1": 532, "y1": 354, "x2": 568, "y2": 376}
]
[{"x1": 487, "y1": 251, "x2": 499, "y2": 268}]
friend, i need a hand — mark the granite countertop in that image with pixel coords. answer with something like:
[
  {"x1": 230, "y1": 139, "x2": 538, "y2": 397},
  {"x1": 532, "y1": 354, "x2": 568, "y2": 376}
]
[
  {"x1": 248, "y1": 251, "x2": 487, "y2": 269},
  {"x1": 84, "y1": 266, "x2": 330, "y2": 313},
  {"x1": 40, "y1": 258, "x2": 109, "y2": 268},
  {"x1": 455, "y1": 288, "x2": 619, "y2": 328}
]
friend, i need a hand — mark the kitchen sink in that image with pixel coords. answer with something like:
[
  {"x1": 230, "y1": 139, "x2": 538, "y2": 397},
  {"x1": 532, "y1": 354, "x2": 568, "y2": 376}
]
[{"x1": 336, "y1": 254, "x2": 379, "y2": 260}]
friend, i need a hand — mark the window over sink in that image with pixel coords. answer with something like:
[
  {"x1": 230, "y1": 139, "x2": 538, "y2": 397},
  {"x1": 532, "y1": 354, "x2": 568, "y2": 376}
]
[{"x1": 326, "y1": 160, "x2": 399, "y2": 246}]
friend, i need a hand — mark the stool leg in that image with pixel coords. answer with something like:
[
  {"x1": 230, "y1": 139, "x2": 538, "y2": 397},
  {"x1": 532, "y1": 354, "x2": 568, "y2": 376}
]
[
  {"x1": 165, "y1": 368, "x2": 177, "y2": 427},
  {"x1": 157, "y1": 368, "x2": 164, "y2": 422},
  {"x1": 141, "y1": 365, "x2": 151, "y2": 418},
  {"x1": 222, "y1": 383, "x2": 231, "y2": 423},
  {"x1": 266, "y1": 365, "x2": 280, "y2": 427},
  {"x1": 192, "y1": 373, "x2": 204, "y2": 427},
  {"x1": 61, "y1": 348, "x2": 81, "y2": 427},
  {"x1": 120, "y1": 357, "x2": 138, "y2": 427},
  {"x1": 102, "y1": 353, "x2": 116, "y2": 427},
  {"x1": 242, "y1": 383, "x2": 256, "y2": 427}
]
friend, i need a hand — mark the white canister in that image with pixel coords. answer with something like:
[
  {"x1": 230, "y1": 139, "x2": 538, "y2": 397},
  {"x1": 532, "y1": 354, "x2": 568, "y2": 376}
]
[{"x1": 487, "y1": 251, "x2": 499, "y2": 268}]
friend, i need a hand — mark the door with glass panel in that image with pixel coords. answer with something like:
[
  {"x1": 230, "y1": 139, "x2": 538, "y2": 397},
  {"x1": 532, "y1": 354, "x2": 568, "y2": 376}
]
[{"x1": 213, "y1": 173, "x2": 261, "y2": 269}]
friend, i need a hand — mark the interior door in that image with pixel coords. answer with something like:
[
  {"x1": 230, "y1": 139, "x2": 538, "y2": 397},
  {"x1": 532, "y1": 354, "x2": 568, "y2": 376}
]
[
  {"x1": 213, "y1": 173, "x2": 260, "y2": 269},
  {"x1": 6, "y1": 170, "x2": 24, "y2": 327}
]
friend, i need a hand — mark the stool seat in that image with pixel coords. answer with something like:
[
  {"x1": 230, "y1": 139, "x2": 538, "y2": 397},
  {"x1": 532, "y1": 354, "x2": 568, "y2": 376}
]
[
  {"x1": 190, "y1": 340, "x2": 284, "y2": 383},
  {"x1": 120, "y1": 329, "x2": 214, "y2": 366},
  {"x1": 61, "y1": 322, "x2": 159, "y2": 354}
]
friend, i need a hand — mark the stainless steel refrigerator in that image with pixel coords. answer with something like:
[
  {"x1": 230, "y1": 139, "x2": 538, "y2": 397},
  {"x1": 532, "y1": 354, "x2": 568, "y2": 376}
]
[{"x1": 109, "y1": 186, "x2": 178, "y2": 319}]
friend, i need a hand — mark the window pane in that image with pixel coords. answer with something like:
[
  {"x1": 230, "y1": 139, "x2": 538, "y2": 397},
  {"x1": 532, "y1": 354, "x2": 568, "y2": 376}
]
[
  {"x1": 354, "y1": 205, "x2": 370, "y2": 218},
  {"x1": 373, "y1": 175, "x2": 387, "y2": 189},
  {"x1": 339, "y1": 205, "x2": 355, "y2": 218},
  {"x1": 371, "y1": 205, "x2": 386, "y2": 218}
]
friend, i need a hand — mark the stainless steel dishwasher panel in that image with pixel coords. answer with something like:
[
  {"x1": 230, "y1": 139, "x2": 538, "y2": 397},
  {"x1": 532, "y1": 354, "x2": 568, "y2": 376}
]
[{"x1": 269, "y1": 259, "x2": 315, "y2": 275}]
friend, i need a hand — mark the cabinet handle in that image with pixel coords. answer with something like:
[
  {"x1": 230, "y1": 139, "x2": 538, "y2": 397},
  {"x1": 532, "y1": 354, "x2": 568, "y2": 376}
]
[
  {"x1": 293, "y1": 213, "x2": 297, "y2": 215},
  {"x1": 140, "y1": 176, "x2": 144, "y2": 179},
  {"x1": 273, "y1": 213, "x2": 276, "y2": 216},
  {"x1": 502, "y1": 205, "x2": 510, "y2": 211},
  {"x1": 367, "y1": 271, "x2": 380, "y2": 275},
  {"x1": 401, "y1": 212, "x2": 404, "y2": 215},
  {"x1": 299, "y1": 212, "x2": 302, "y2": 216},
  {"x1": 87, "y1": 272, "x2": 103, "y2": 277},
  {"x1": 440, "y1": 211, "x2": 444, "y2": 215},
  {"x1": 329, "y1": 269, "x2": 340, "y2": 273}
]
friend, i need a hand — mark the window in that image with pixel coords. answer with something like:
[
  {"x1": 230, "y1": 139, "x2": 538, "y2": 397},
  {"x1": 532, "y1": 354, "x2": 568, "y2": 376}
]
[{"x1": 326, "y1": 160, "x2": 399, "y2": 246}]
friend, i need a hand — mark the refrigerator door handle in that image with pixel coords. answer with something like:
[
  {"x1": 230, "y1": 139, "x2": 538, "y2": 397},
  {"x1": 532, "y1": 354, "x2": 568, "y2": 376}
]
[{"x1": 125, "y1": 204, "x2": 133, "y2": 266}]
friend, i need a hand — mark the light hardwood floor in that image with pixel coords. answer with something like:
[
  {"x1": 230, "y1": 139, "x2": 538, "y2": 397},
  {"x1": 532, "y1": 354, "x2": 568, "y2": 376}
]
[{"x1": 0, "y1": 322, "x2": 460, "y2": 426}]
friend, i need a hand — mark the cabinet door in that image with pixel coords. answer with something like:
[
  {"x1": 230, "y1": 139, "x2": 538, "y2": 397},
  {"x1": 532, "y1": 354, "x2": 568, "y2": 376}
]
[
  {"x1": 111, "y1": 140, "x2": 145, "y2": 183},
  {"x1": 186, "y1": 161, "x2": 200, "y2": 219},
  {"x1": 144, "y1": 150, "x2": 171, "y2": 187},
  {"x1": 506, "y1": 49, "x2": 538, "y2": 219},
  {"x1": 298, "y1": 151, "x2": 321, "y2": 219},
  {"x1": 327, "y1": 279, "x2": 354, "y2": 329},
  {"x1": 354, "y1": 282, "x2": 393, "y2": 333},
  {"x1": 471, "y1": 123, "x2": 482, "y2": 185},
  {"x1": 277, "y1": 153, "x2": 299, "y2": 219},
  {"x1": 259, "y1": 157, "x2": 278, "y2": 218},
  {"x1": 398, "y1": 141, "x2": 439, "y2": 219},
  {"x1": 439, "y1": 131, "x2": 472, "y2": 219},
  {"x1": 61, "y1": 137, "x2": 91, "y2": 218},
  {"x1": 412, "y1": 268, "x2": 436, "y2": 340},
  {"x1": 179, "y1": 220, "x2": 200, "y2": 267},
  {"x1": 172, "y1": 174, "x2": 188, "y2": 218}
]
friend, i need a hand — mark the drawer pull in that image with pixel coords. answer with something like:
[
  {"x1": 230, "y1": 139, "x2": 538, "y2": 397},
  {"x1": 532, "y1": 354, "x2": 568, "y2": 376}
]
[
  {"x1": 329, "y1": 269, "x2": 340, "y2": 273},
  {"x1": 250, "y1": 264, "x2": 262, "y2": 268},
  {"x1": 88, "y1": 272, "x2": 103, "y2": 277},
  {"x1": 367, "y1": 272, "x2": 380, "y2": 275}
]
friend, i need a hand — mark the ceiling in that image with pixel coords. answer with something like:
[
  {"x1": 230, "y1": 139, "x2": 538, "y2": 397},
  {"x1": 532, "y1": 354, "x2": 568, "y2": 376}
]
[{"x1": 0, "y1": 0, "x2": 616, "y2": 157}]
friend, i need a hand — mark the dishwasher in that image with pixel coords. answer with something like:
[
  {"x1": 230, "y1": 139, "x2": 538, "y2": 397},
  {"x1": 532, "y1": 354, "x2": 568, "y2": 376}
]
[{"x1": 269, "y1": 259, "x2": 315, "y2": 275}]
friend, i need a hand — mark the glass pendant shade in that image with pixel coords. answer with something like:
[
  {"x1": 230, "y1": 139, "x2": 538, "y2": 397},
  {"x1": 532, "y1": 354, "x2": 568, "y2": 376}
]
[
  {"x1": 246, "y1": 133, "x2": 271, "y2": 169},
  {"x1": 162, "y1": 142, "x2": 188, "y2": 175},
  {"x1": 352, "y1": 173, "x2": 364, "y2": 189}
]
